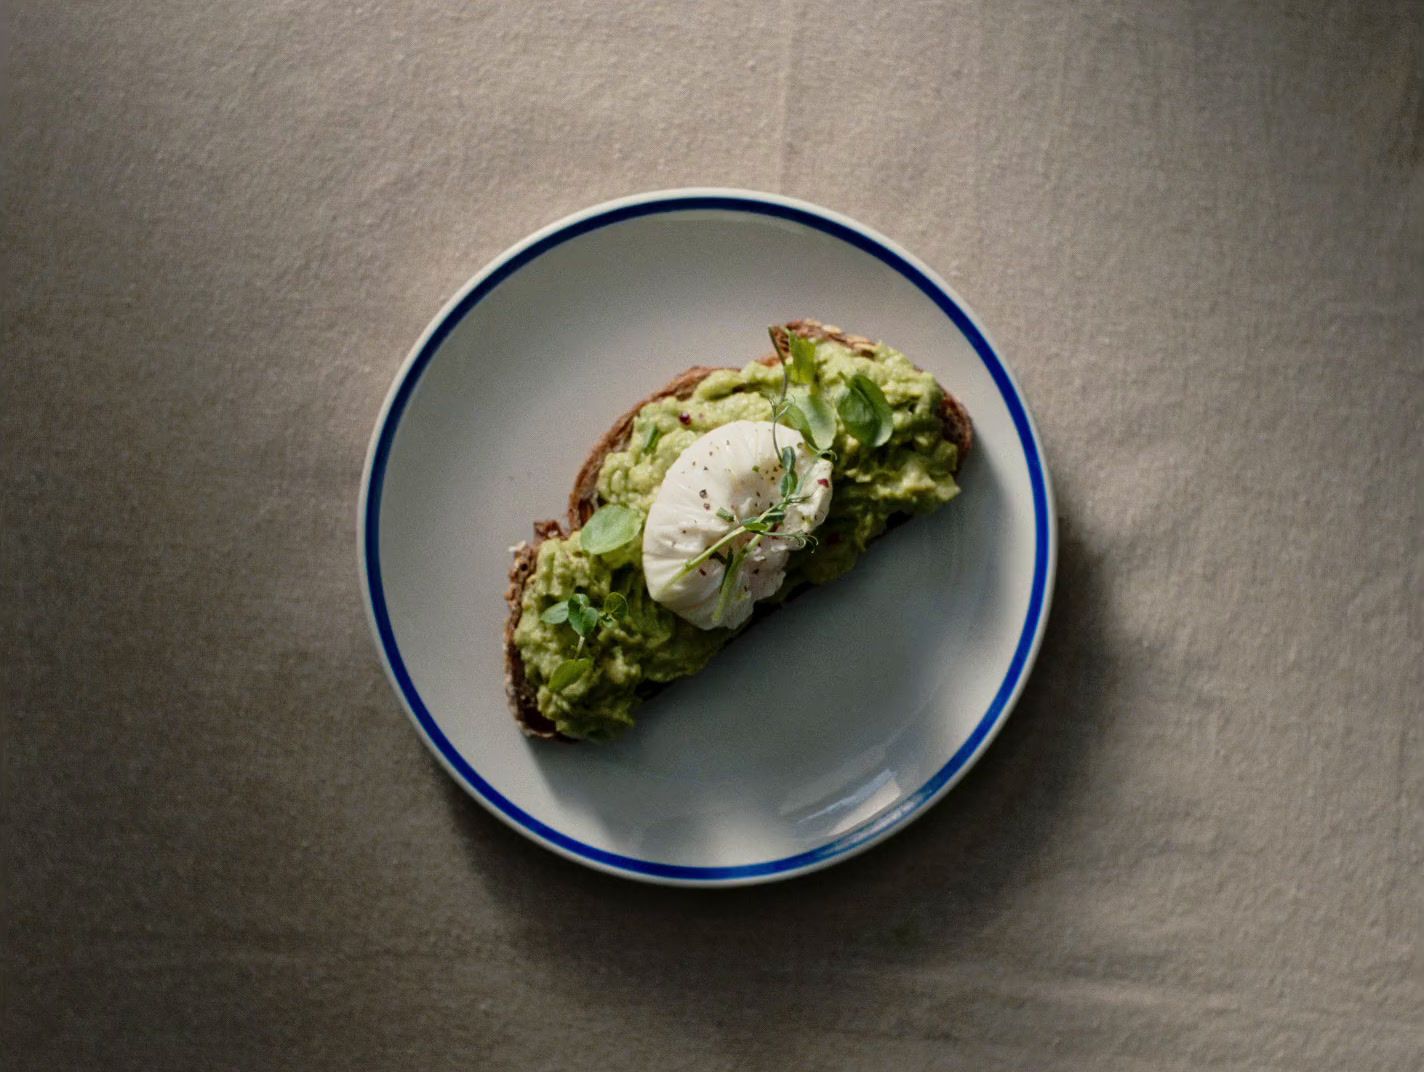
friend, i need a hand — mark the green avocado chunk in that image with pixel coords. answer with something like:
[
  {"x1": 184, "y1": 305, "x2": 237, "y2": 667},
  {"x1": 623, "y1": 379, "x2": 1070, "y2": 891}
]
[{"x1": 511, "y1": 337, "x2": 961, "y2": 740}]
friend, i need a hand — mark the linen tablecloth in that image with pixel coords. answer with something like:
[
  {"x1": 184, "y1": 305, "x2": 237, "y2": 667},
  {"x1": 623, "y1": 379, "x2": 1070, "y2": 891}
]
[{"x1": 4, "y1": 2, "x2": 1420, "y2": 1068}]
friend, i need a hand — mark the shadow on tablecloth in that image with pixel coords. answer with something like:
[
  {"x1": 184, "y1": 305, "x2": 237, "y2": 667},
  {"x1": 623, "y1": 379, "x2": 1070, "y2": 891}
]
[{"x1": 435, "y1": 486, "x2": 1117, "y2": 1055}]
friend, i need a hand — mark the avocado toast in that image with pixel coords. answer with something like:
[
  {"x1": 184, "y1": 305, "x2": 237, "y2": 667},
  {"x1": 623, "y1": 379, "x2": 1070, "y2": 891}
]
[{"x1": 504, "y1": 319, "x2": 973, "y2": 741}]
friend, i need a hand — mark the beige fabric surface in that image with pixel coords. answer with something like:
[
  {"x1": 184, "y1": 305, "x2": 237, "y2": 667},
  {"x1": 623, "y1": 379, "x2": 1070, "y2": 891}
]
[{"x1": 3, "y1": 2, "x2": 1421, "y2": 1069}]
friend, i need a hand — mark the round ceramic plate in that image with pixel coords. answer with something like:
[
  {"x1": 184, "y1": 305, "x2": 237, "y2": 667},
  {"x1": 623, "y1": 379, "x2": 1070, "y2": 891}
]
[{"x1": 360, "y1": 190, "x2": 1055, "y2": 886}]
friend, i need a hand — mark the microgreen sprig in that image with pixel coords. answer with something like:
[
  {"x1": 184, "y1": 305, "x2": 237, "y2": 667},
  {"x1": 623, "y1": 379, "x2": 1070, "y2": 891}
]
[
  {"x1": 769, "y1": 327, "x2": 837, "y2": 456},
  {"x1": 677, "y1": 326, "x2": 831, "y2": 626},
  {"x1": 540, "y1": 590, "x2": 630, "y2": 691},
  {"x1": 705, "y1": 442, "x2": 822, "y2": 627},
  {"x1": 674, "y1": 441, "x2": 816, "y2": 582},
  {"x1": 673, "y1": 330, "x2": 840, "y2": 627}
]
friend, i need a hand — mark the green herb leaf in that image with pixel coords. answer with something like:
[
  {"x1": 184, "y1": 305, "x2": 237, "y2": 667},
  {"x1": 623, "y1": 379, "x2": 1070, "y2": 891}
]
[
  {"x1": 540, "y1": 600, "x2": 570, "y2": 625},
  {"x1": 787, "y1": 330, "x2": 818, "y2": 385},
  {"x1": 715, "y1": 507, "x2": 736, "y2": 523},
  {"x1": 713, "y1": 549, "x2": 745, "y2": 626},
  {"x1": 838, "y1": 374, "x2": 894, "y2": 448},
  {"x1": 602, "y1": 591, "x2": 628, "y2": 621},
  {"x1": 780, "y1": 399, "x2": 810, "y2": 442},
  {"x1": 549, "y1": 658, "x2": 593, "y2": 691},
  {"x1": 568, "y1": 599, "x2": 601, "y2": 638},
  {"x1": 580, "y1": 504, "x2": 642, "y2": 555},
  {"x1": 643, "y1": 425, "x2": 662, "y2": 453},
  {"x1": 779, "y1": 445, "x2": 799, "y2": 498},
  {"x1": 790, "y1": 386, "x2": 837, "y2": 450}
]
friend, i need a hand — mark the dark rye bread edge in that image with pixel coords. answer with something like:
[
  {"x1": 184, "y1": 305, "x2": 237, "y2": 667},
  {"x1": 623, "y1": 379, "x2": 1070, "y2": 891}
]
[{"x1": 503, "y1": 320, "x2": 974, "y2": 740}]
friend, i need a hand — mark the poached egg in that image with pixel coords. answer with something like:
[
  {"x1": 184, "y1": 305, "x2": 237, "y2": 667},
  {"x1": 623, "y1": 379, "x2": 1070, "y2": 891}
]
[{"x1": 642, "y1": 420, "x2": 833, "y2": 630}]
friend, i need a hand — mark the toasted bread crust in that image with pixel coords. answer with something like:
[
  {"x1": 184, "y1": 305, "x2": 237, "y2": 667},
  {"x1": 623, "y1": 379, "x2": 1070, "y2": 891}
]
[
  {"x1": 504, "y1": 320, "x2": 973, "y2": 740},
  {"x1": 503, "y1": 520, "x2": 568, "y2": 739}
]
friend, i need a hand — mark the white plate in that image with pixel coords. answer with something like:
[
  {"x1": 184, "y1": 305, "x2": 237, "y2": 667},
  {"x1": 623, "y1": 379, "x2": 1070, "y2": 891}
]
[{"x1": 360, "y1": 190, "x2": 1055, "y2": 886}]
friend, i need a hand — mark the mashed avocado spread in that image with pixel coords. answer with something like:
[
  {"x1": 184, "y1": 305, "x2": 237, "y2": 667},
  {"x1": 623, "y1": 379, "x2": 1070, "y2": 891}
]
[{"x1": 512, "y1": 338, "x2": 960, "y2": 740}]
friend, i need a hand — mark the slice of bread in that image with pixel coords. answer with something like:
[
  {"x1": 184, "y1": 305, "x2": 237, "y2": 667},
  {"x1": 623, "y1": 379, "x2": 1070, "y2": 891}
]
[{"x1": 503, "y1": 320, "x2": 973, "y2": 740}]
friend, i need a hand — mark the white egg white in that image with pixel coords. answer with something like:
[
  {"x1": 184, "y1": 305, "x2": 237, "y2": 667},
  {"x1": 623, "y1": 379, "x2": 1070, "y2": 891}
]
[{"x1": 642, "y1": 420, "x2": 833, "y2": 630}]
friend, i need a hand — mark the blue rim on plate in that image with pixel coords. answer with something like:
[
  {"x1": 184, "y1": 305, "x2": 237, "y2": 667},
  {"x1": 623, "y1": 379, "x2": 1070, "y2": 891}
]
[{"x1": 359, "y1": 190, "x2": 1055, "y2": 885}]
